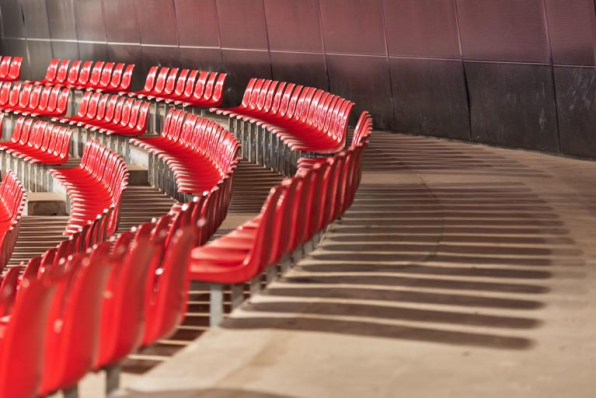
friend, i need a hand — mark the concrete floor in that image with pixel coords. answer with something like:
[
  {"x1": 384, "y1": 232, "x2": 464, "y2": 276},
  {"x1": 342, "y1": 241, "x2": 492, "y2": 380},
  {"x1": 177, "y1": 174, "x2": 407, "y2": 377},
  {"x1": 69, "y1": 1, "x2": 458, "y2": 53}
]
[{"x1": 120, "y1": 131, "x2": 596, "y2": 398}]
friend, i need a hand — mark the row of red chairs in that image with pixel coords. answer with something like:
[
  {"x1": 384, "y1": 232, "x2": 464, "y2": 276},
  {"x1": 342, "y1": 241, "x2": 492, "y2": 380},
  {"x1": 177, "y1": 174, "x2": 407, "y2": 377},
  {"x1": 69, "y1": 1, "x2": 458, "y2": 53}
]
[
  {"x1": 131, "y1": 108, "x2": 240, "y2": 196},
  {"x1": 0, "y1": 82, "x2": 70, "y2": 117},
  {"x1": 57, "y1": 91, "x2": 151, "y2": 137},
  {"x1": 129, "y1": 66, "x2": 226, "y2": 108},
  {"x1": 29, "y1": 59, "x2": 135, "y2": 93},
  {"x1": 0, "y1": 117, "x2": 72, "y2": 166},
  {"x1": 213, "y1": 78, "x2": 354, "y2": 155},
  {"x1": 0, "y1": 56, "x2": 22, "y2": 82},
  {"x1": 50, "y1": 140, "x2": 128, "y2": 237},
  {"x1": 189, "y1": 112, "x2": 371, "y2": 302},
  {"x1": 0, "y1": 204, "x2": 200, "y2": 397},
  {"x1": 0, "y1": 171, "x2": 26, "y2": 270}
]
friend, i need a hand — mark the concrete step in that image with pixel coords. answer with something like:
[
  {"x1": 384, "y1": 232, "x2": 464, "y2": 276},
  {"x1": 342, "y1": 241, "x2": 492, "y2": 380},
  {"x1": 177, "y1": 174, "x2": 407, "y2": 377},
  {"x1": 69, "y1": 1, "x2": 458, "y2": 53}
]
[
  {"x1": 127, "y1": 163, "x2": 149, "y2": 186},
  {"x1": 25, "y1": 191, "x2": 67, "y2": 216}
]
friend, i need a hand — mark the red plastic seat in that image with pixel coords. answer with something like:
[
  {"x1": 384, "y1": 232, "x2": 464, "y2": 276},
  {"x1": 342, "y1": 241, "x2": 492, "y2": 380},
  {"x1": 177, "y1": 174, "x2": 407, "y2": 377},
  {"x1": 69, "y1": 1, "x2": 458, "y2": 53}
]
[
  {"x1": 142, "y1": 226, "x2": 196, "y2": 346},
  {"x1": 213, "y1": 78, "x2": 354, "y2": 154},
  {"x1": 39, "y1": 243, "x2": 114, "y2": 396},
  {"x1": 130, "y1": 109, "x2": 240, "y2": 195},
  {"x1": 94, "y1": 225, "x2": 156, "y2": 370},
  {"x1": 50, "y1": 140, "x2": 128, "y2": 237},
  {"x1": 0, "y1": 275, "x2": 58, "y2": 398},
  {"x1": 0, "y1": 171, "x2": 26, "y2": 270},
  {"x1": 189, "y1": 185, "x2": 286, "y2": 283}
]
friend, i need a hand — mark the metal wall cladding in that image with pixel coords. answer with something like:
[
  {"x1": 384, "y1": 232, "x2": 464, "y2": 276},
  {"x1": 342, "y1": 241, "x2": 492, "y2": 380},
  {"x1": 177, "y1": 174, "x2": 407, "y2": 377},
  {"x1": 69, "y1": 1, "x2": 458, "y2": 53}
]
[
  {"x1": 74, "y1": 0, "x2": 107, "y2": 42},
  {"x1": 457, "y1": 0, "x2": 551, "y2": 63},
  {"x1": 217, "y1": 0, "x2": 269, "y2": 50},
  {"x1": 136, "y1": 0, "x2": 178, "y2": 46},
  {"x1": 28, "y1": 40, "x2": 53, "y2": 79},
  {"x1": 327, "y1": 54, "x2": 394, "y2": 129},
  {"x1": 47, "y1": 0, "x2": 77, "y2": 40},
  {"x1": 221, "y1": 49, "x2": 272, "y2": 106},
  {"x1": 382, "y1": 0, "x2": 460, "y2": 59},
  {"x1": 264, "y1": 0, "x2": 324, "y2": 52},
  {"x1": 78, "y1": 42, "x2": 109, "y2": 61},
  {"x1": 6, "y1": 0, "x2": 596, "y2": 158},
  {"x1": 22, "y1": 0, "x2": 50, "y2": 39},
  {"x1": 270, "y1": 52, "x2": 329, "y2": 91},
  {"x1": 174, "y1": 0, "x2": 221, "y2": 48},
  {"x1": 545, "y1": 0, "x2": 596, "y2": 66},
  {"x1": 103, "y1": 0, "x2": 140, "y2": 43},
  {"x1": 0, "y1": 0, "x2": 26, "y2": 38},
  {"x1": 51, "y1": 40, "x2": 80, "y2": 60},
  {"x1": 179, "y1": 47, "x2": 223, "y2": 72},
  {"x1": 319, "y1": 0, "x2": 386, "y2": 55},
  {"x1": 390, "y1": 58, "x2": 470, "y2": 140},
  {"x1": 140, "y1": 46, "x2": 181, "y2": 77},
  {"x1": 465, "y1": 62, "x2": 559, "y2": 153},
  {"x1": 553, "y1": 66, "x2": 596, "y2": 157}
]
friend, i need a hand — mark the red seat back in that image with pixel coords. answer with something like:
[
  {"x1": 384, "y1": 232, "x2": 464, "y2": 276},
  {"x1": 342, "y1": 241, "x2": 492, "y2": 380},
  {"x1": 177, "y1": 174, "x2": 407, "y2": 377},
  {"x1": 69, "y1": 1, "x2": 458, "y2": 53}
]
[{"x1": 0, "y1": 276, "x2": 57, "y2": 398}]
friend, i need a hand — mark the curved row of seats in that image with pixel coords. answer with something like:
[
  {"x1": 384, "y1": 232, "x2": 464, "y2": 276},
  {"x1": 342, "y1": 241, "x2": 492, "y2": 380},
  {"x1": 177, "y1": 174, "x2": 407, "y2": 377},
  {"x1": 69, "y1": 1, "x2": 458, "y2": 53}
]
[
  {"x1": 1, "y1": 117, "x2": 72, "y2": 165},
  {"x1": 28, "y1": 59, "x2": 135, "y2": 93},
  {"x1": 131, "y1": 108, "x2": 240, "y2": 197},
  {"x1": 50, "y1": 140, "x2": 128, "y2": 237},
  {"x1": 57, "y1": 91, "x2": 151, "y2": 137},
  {"x1": 191, "y1": 111, "x2": 372, "y2": 324},
  {"x1": 0, "y1": 171, "x2": 26, "y2": 270},
  {"x1": 0, "y1": 56, "x2": 23, "y2": 82},
  {"x1": 212, "y1": 78, "x2": 354, "y2": 166},
  {"x1": 0, "y1": 82, "x2": 70, "y2": 117},
  {"x1": 0, "y1": 203, "x2": 201, "y2": 397},
  {"x1": 0, "y1": 59, "x2": 369, "y2": 397},
  {"x1": 129, "y1": 66, "x2": 226, "y2": 108}
]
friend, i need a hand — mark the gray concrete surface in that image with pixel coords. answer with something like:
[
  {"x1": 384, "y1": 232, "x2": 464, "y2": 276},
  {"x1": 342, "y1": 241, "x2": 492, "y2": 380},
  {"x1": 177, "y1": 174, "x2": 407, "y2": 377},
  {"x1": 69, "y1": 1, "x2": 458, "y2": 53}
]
[{"x1": 122, "y1": 131, "x2": 596, "y2": 398}]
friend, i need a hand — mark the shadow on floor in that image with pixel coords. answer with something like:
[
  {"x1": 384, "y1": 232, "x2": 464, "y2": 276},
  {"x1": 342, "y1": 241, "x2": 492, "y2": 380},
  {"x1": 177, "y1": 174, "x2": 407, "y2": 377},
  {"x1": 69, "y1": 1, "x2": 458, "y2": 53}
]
[
  {"x1": 363, "y1": 134, "x2": 551, "y2": 178},
  {"x1": 125, "y1": 388, "x2": 298, "y2": 398},
  {"x1": 221, "y1": 181, "x2": 585, "y2": 350}
]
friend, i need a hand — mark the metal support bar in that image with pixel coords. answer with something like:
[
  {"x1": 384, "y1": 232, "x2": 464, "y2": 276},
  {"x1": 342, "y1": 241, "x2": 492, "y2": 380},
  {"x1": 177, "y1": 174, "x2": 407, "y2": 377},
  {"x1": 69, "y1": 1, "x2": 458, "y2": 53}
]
[{"x1": 209, "y1": 284, "x2": 224, "y2": 327}]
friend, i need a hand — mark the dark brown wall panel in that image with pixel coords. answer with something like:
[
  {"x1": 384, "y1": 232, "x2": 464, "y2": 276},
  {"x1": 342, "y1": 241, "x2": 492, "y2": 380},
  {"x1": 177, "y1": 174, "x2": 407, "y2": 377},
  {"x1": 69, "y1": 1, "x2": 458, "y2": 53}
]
[
  {"x1": 47, "y1": 0, "x2": 77, "y2": 40},
  {"x1": 271, "y1": 51, "x2": 329, "y2": 90},
  {"x1": 6, "y1": 0, "x2": 596, "y2": 159},
  {"x1": 383, "y1": 0, "x2": 460, "y2": 59},
  {"x1": 78, "y1": 42, "x2": 109, "y2": 62},
  {"x1": 174, "y1": 0, "x2": 221, "y2": 48},
  {"x1": 457, "y1": 0, "x2": 551, "y2": 63},
  {"x1": 390, "y1": 58, "x2": 470, "y2": 140},
  {"x1": 1, "y1": 0, "x2": 26, "y2": 38},
  {"x1": 179, "y1": 47, "x2": 223, "y2": 72},
  {"x1": 221, "y1": 49, "x2": 272, "y2": 106},
  {"x1": 554, "y1": 66, "x2": 596, "y2": 157},
  {"x1": 140, "y1": 46, "x2": 181, "y2": 78},
  {"x1": 103, "y1": 0, "x2": 140, "y2": 43},
  {"x1": 545, "y1": 0, "x2": 596, "y2": 66},
  {"x1": 327, "y1": 54, "x2": 394, "y2": 129},
  {"x1": 217, "y1": 0, "x2": 269, "y2": 50},
  {"x1": 319, "y1": 0, "x2": 386, "y2": 55},
  {"x1": 74, "y1": 0, "x2": 107, "y2": 42},
  {"x1": 22, "y1": 0, "x2": 50, "y2": 39},
  {"x1": 27, "y1": 39, "x2": 53, "y2": 80},
  {"x1": 465, "y1": 62, "x2": 559, "y2": 152},
  {"x1": 136, "y1": 0, "x2": 178, "y2": 45},
  {"x1": 264, "y1": 0, "x2": 324, "y2": 52},
  {"x1": 51, "y1": 40, "x2": 80, "y2": 60}
]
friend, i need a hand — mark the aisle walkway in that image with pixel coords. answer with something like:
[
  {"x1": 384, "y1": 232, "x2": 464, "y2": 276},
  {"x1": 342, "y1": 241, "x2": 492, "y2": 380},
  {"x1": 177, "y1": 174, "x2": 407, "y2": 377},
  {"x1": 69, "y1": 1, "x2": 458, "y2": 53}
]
[{"x1": 126, "y1": 131, "x2": 596, "y2": 398}]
